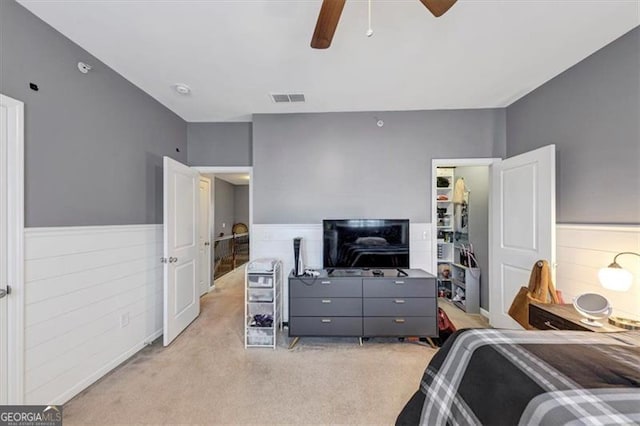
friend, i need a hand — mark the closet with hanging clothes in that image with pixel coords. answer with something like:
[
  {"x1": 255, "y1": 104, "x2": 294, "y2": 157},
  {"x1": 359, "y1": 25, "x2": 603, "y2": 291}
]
[{"x1": 435, "y1": 166, "x2": 488, "y2": 314}]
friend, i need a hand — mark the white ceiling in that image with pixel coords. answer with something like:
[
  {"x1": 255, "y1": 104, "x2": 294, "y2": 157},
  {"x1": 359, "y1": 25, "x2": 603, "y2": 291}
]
[{"x1": 18, "y1": 0, "x2": 640, "y2": 122}]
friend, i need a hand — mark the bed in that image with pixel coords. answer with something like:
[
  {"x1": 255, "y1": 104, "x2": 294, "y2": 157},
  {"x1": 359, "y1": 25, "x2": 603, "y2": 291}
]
[{"x1": 396, "y1": 328, "x2": 640, "y2": 425}]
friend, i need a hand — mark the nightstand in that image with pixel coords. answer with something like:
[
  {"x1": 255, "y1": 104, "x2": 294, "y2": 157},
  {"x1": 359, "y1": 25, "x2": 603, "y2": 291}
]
[{"x1": 529, "y1": 303, "x2": 625, "y2": 332}]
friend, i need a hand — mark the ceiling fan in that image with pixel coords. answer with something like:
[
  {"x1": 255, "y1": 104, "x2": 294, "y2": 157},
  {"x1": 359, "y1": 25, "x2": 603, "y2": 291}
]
[{"x1": 311, "y1": 0, "x2": 458, "y2": 49}]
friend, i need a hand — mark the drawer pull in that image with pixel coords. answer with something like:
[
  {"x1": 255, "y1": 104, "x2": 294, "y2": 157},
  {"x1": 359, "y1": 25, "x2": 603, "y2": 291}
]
[
  {"x1": 394, "y1": 299, "x2": 406, "y2": 304},
  {"x1": 321, "y1": 281, "x2": 331, "y2": 285},
  {"x1": 394, "y1": 318, "x2": 406, "y2": 324},
  {"x1": 394, "y1": 281, "x2": 405, "y2": 285},
  {"x1": 321, "y1": 299, "x2": 332, "y2": 304},
  {"x1": 321, "y1": 319, "x2": 332, "y2": 323},
  {"x1": 544, "y1": 321, "x2": 560, "y2": 330}
]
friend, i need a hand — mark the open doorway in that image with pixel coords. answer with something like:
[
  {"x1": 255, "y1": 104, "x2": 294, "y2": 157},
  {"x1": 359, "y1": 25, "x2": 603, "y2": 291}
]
[
  {"x1": 433, "y1": 147, "x2": 557, "y2": 329},
  {"x1": 163, "y1": 162, "x2": 253, "y2": 346},
  {"x1": 432, "y1": 159, "x2": 498, "y2": 319},
  {"x1": 194, "y1": 167, "x2": 252, "y2": 287}
]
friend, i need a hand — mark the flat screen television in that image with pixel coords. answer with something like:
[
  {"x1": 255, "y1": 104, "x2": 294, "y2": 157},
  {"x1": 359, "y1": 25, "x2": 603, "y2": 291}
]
[{"x1": 323, "y1": 219, "x2": 410, "y2": 269}]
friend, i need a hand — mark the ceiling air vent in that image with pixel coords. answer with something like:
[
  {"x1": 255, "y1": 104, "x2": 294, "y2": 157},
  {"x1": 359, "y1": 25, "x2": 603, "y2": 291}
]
[
  {"x1": 270, "y1": 93, "x2": 306, "y2": 103},
  {"x1": 288, "y1": 94, "x2": 305, "y2": 103},
  {"x1": 271, "y1": 94, "x2": 290, "y2": 103}
]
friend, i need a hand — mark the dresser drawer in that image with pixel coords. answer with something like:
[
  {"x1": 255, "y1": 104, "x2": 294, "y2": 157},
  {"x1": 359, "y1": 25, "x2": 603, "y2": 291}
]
[
  {"x1": 363, "y1": 297, "x2": 436, "y2": 316},
  {"x1": 289, "y1": 278, "x2": 362, "y2": 298},
  {"x1": 363, "y1": 317, "x2": 436, "y2": 337},
  {"x1": 290, "y1": 298, "x2": 362, "y2": 317},
  {"x1": 289, "y1": 317, "x2": 362, "y2": 336},
  {"x1": 363, "y1": 278, "x2": 435, "y2": 297},
  {"x1": 529, "y1": 304, "x2": 588, "y2": 331}
]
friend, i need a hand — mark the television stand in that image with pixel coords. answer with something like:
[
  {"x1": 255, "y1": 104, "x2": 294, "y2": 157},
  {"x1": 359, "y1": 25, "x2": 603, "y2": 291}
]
[
  {"x1": 288, "y1": 268, "x2": 437, "y2": 347},
  {"x1": 327, "y1": 269, "x2": 362, "y2": 277}
]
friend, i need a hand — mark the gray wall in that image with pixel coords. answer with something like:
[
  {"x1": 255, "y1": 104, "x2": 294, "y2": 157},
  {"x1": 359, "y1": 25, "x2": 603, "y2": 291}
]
[
  {"x1": 506, "y1": 27, "x2": 640, "y2": 224},
  {"x1": 454, "y1": 166, "x2": 490, "y2": 310},
  {"x1": 0, "y1": 0, "x2": 187, "y2": 227},
  {"x1": 188, "y1": 122, "x2": 252, "y2": 166},
  {"x1": 234, "y1": 185, "x2": 250, "y2": 227},
  {"x1": 252, "y1": 110, "x2": 505, "y2": 223},
  {"x1": 214, "y1": 178, "x2": 236, "y2": 236}
]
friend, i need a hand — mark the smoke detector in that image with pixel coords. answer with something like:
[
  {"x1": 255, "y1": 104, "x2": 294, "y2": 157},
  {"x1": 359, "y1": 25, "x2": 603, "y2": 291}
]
[
  {"x1": 173, "y1": 83, "x2": 192, "y2": 95},
  {"x1": 77, "y1": 62, "x2": 92, "y2": 73}
]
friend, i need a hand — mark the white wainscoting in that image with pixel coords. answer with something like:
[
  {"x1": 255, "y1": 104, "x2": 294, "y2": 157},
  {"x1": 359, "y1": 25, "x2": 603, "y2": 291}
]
[
  {"x1": 23, "y1": 225, "x2": 163, "y2": 404},
  {"x1": 556, "y1": 224, "x2": 640, "y2": 321},
  {"x1": 251, "y1": 223, "x2": 432, "y2": 321}
]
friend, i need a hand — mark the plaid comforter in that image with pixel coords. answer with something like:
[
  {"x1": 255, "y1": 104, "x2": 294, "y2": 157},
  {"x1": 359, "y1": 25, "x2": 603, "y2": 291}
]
[{"x1": 401, "y1": 328, "x2": 640, "y2": 425}]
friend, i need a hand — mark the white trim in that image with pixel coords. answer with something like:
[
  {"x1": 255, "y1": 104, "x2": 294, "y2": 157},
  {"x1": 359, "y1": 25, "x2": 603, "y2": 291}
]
[
  {"x1": 557, "y1": 223, "x2": 640, "y2": 232},
  {"x1": 198, "y1": 176, "x2": 212, "y2": 295},
  {"x1": 193, "y1": 166, "x2": 254, "y2": 261},
  {"x1": 25, "y1": 224, "x2": 160, "y2": 236},
  {"x1": 1, "y1": 94, "x2": 25, "y2": 404},
  {"x1": 49, "y1": 329, "x2": 162, "y2": 405},
  {"x1": 480, "y1": 308, "x2": 490, "y2": 319}
]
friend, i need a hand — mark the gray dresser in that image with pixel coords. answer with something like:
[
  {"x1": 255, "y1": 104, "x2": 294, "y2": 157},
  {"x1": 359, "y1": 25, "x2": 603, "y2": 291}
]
[{"x1": 288, "y1": 269, "x2": 437, "y2": 339}]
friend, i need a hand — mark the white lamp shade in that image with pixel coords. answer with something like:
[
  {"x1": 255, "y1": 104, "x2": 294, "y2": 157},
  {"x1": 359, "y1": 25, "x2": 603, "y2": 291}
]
[{"x1": 598, "y1": 266, "x2": 633, "y2": 292}]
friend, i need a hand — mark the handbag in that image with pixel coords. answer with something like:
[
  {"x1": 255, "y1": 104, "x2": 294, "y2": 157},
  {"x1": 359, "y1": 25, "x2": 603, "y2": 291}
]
[
  {"x1": 434, "y1": 307, "x2": 457, "y2": 346},
  {"x1": 508, "y1": 260, "x2": 560, "y2": 329}
]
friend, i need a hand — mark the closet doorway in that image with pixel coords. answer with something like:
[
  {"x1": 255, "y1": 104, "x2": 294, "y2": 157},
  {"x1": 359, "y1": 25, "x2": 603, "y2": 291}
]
[
  {"x1": 433, "y1": 146, "x2": 557, "y2": 329},
  {"x1": 432, "y1": 159, "x2": 497, "y2": 319}
]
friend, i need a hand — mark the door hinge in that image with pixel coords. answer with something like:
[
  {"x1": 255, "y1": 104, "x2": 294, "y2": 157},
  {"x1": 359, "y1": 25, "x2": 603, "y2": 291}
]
[
  {"x1": 6, "y1": 285, "x2": 10, "y2": 295},
  {"x1": 161, "y1": 257, "x2": 168, "y2": 264}
]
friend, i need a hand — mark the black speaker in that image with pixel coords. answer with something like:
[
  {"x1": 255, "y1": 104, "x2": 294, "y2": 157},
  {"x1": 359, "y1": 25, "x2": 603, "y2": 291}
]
[{"x1": 293, "y1": 237, "x2": 304, "y2": 276}]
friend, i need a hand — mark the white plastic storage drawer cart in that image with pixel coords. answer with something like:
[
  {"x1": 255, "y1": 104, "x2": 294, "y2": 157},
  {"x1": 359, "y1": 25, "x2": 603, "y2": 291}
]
[{"x1": 244, "y1": 258, "x2": 283, "y2": 349}]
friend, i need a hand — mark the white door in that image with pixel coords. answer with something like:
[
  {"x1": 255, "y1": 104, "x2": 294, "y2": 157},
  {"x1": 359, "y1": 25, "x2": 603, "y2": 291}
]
[
  {"x1": 490, "y1": 145, "x2": 556, "y2": 329},
  {"x1": 0, "y1": 94, "x2": 24, "y2": 404},
  {"x1": 0, "y1": 98, "x2": 9, "y2": 404},
  {"x1": 198, "y1": 177, "x2": 211, "y2": 295},
  {"x1": 163, "y1": 157, "x2": 200, "y2": 346}
]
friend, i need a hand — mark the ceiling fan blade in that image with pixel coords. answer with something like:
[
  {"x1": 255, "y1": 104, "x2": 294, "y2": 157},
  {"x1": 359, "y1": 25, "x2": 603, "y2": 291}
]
[
  {"x1": 418, "y1": 0, "x2": 457, "y2": 17},
  {"x1": 311, "y1": 0, "x2": 346, "y2": 49}
]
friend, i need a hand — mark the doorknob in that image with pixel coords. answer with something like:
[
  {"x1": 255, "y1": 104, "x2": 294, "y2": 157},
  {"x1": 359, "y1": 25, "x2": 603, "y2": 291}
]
[{"x1": 169, "y1": 257, "x2": 178, "y2": 263}]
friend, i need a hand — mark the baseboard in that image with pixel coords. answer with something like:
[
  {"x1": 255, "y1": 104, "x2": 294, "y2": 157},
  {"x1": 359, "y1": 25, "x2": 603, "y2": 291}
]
[
  {"x1": 51, "y1": 328, "x2": 162, "y2": 405},
  {"x1": 480, "y1": 308, "x2": 489, "y2": 319}
]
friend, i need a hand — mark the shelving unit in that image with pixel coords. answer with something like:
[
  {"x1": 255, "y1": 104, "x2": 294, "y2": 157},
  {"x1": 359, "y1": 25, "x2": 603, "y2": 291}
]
[
  {"x1": 450, "y1": 263, "x2": 480, "y2": 314},
  {"x1": 245, "y1": 258, "x2": 282, "y2": 349},
  {"x1": 436, "y1": 167, "x2": 455, "y2": 299}
]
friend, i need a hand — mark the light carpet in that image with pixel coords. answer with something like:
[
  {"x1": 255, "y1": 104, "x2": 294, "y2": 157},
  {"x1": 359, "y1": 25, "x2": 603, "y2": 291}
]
[{"x1": 63, "y1": 267, "x2": 486, "y2": 424}]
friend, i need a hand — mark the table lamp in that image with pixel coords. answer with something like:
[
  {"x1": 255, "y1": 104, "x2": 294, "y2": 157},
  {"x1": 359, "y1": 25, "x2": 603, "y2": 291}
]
[{"x1": 598, "y1": 251, "x2": 640, "y2": 330}]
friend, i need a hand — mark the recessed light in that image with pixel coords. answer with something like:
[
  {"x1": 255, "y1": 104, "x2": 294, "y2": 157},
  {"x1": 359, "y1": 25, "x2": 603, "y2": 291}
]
[{"x1": 173, "y1": 83, "x2": 191, "y2": 95}]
